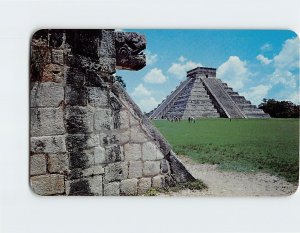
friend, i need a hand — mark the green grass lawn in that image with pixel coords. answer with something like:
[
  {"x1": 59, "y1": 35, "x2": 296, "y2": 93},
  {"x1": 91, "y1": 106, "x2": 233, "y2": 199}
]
[{"x1": 153, "y1": 118, "x2": 299, "y2": 183}]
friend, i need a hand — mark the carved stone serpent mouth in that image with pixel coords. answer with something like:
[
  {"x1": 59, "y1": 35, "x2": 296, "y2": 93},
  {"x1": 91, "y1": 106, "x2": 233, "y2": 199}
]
[{"x1": 115, "y1": 31, "x2": 146, "y2": 71}]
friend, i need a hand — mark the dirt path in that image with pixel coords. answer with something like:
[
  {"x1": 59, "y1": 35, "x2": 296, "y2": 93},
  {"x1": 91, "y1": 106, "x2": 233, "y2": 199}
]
[{"x1": 160, "y1": 155, "x2": 298, "y2": 196}]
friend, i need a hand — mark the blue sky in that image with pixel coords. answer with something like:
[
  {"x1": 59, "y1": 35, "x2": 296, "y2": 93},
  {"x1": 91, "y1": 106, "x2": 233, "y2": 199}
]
[{"x1": 116, "y1": 30, "x2": 299, "y2": 113}]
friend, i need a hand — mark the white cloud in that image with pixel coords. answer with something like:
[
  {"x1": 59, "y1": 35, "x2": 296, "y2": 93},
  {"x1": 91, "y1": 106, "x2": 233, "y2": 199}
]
[
  {"x1": 273, "y1": 37, "x2": 299, "y2": 70},
  {"x1": 270, "y1": 70, "x2": 297, "y2": 88},
  {"x1": 178, "y1": 56, "x2": 187, "y2": 62},
  {"x1": 137, "y1": 97, "x2": 161, "y2": 113},
  {"x1": 240, "y1": 84, "x2": 271, "y2": 105},
  {"x1": 217, "y1": 56, "x2": 250, "y2": 91},
  {"x1": 131, "y1": 83, "x2": 151, "y2": 97},
  {"x1": 256, "y1": 54, "x2": 272, "y2": 65},
  {"x1": 270, "y1": 37, "x2": 299, "y2": 88},
  {"x1": 168, "y1": 58, "x2": 203, "y2": 80},
  {"x1": 260, "y1": 43, "x2": 272, "y2": 51},
  {"x1": 143, "y1": 68, "x2": 167, "y2": 84},
  {"x1": 145, "y1": 51, "x2": 158, "y2": 65},
  {"x1": 130, "y1": 83, "x2": 162, "y2": 112}
]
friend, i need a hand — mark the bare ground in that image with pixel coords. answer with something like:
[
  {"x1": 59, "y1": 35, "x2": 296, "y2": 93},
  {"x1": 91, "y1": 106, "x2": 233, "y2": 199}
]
[{"x1": 159, "y1": 155, "x2": 298, "y2": 197}]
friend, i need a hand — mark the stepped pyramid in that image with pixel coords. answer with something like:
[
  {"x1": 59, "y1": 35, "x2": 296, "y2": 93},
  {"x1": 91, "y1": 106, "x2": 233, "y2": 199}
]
[{"x1": 149, "y1": 67, "x2": 270, "y2": 119}]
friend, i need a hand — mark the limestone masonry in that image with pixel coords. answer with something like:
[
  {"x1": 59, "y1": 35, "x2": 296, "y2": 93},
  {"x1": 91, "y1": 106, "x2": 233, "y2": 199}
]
[
  {"x1": 30, "y1": 29, "x2": 194, "y2": 196},
  {"x1": 149, "y1": 67, "x2": 270, "y2": 119}
]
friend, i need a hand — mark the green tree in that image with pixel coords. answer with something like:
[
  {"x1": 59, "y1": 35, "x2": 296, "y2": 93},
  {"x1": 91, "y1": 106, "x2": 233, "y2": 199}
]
[
  {"x1": 115, "y1": 76, "x2": 126, "y2": 89},
  {"x1": 258, "y1": 99, "x2": 299, "y2": 118}
]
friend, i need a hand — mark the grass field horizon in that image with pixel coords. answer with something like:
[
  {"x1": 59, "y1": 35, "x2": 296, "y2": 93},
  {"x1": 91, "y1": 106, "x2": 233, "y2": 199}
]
[{"x1": 153, "y1": 118, "x2": 299, "y2": 184}]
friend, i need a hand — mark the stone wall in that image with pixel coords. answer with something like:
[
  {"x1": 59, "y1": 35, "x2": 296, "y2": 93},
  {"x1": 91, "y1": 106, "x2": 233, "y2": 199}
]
[{"x1": 29, "y1": 29, "x2": 194, "y2": 196}]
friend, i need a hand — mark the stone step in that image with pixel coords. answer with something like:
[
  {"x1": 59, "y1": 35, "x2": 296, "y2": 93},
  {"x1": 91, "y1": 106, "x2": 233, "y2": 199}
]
[
  {"x1": 178, "y1": 94, "x2": 210, "y2": 99},
  {"x1": 245, "y1": 113, "x2": 271, "y2": 118},
  {"x1": 224, "y1": 87, "x2": 233, "y2": 91},
  {"x1": 182, "y1": 112, "x2": 220, "y2": 118},
  {"x1": 173, "y1": 99, "x2": 214, "y2": 104},
  {"x1": 237, "y1": 104, "x2": 257, "y2": 110},
  {"x1": 230, "y1": 96, "x2": 250, "y2": 104},
  {"x1": 243, "y1": 109, "x2": 266, "y2": 114},
  {"x1": 227, "y1": 91, "x2": 238, "y2": 95}
]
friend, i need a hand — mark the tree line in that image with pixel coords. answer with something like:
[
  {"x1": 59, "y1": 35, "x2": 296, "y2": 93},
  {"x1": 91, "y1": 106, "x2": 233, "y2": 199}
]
[{"x1": 259, "y1": 98, "x2": 299, "y2": 118}]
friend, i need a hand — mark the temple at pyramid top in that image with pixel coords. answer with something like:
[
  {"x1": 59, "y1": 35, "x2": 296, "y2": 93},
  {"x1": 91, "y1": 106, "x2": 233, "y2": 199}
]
[
  {"x1": 187, "y1": 67, "x2": 217, "y2": 78},
  {"x1": 148, "y1": 67, "x2": 270, "y2": 119}
]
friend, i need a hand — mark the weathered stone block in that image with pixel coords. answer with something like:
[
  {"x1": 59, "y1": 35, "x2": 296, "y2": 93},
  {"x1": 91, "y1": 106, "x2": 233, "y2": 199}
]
[
  {"x1": 69, "y1": 150, "x2": 89, "y2": 169},
  {"x1": 30, "y1": 107, "x2": 65, "y2": 136},
  {"x1": 143, "y1": 161, "x2": 160, "y2": 177},
  {"x1": 156, "y1": 148, "x2": 165, "y2": 160},
  {"x1": 129, "y1": 114, "x2": 140, "y2": 126},
  {"x1": 66, "y1": 68, "x2": 85, "y2": 87},
  {"x1": 31, "y1": 135, "x2": 66, "y2": 153},
  {"x1": 128, "y1": 161, "x2": 143, "y2": 179},
  {"x1": 85, "y1": 73, "x2": 106, "y2": 87},
  {"x1": 86, "y1": 134, "x2": 100, "y2": 148},
  {"x1": 65, "y1": 106, "x2": 93, "y2": 133},
  {"x1": 124, "y1": 143, "x2": 141, "y2": 161},
  {"x1": 66, "y1": 175, "x2": 103, "y2": 196},
  {"x1": 66, "y1": 168, "x2": 81, "y2": 180},
  {"x1": 48, "y1": 153, "x2": 68, "y2": 174},
  {"x1": 142, "y1": 142, "x2": 164, "y2": 161},
  {"x1": 30, "y1": 174, "x2": 65, "y2": 195},
  {"x1": 114, "y1": 131, "x2": 130, "y2": 145},
  {"x1": 130, "y1": 126, "x2": 148, "y2": 143},
  {"x1": 110, "y1": 95, "x2": 123, "y2": 130},
  {"x1": 140, "y1": 120, "x2": 172, "y2": 156},
  {"x1": 66, "y1": 134, "x2": 87, "y2": 152},
  {"x1": 30, "y1": 82, "x2": 64, "y2": 107},
  {"x1": 30, "y1": 154, "x2": 47, "y2": 175},
  {"x1": 94, "y1": 108, "x2": 112, "y2": 130},
  {"x1": 100, "y1": 133, "x2": 118, "y2": 146},
  {"x1": 87, "y1": 87, "x2": 108, "y2": 107},
  {"x1": 87, "y1": 175, "x2": 103, "y2": 195},
  {"x1": 31, "y1": 45, "x2": 51, "y2": 68},
  {"x1": 137, "y1": 177, "x2": 151, "y2": 195},
  {"x1": 105, "y1": 145, "x2": 124, "y2": 163},
  {"x1": 100, "y1": 30, "x2": 116, "y2": 57},
  {"x1": 120, "y1": 179, "x2": 137, "y2": 196},
  {"x1": 104, "y1": 182, "x2": 120, "y2": 196},
  {"x1": 42, "y1": 64, "x2": 64, "y2": 83},
  {"x1": 94, "y1": 146, "x2": 106, "y2": 164},
  {"x1": 152, "y1": 175, "x2": 165, "y2": 189},
  {"x1": 65, "y1": 86, "x2": 87, "y2": 106},
  {"x1": 99, "y1": 57, "x2": 116, "y2": 74},
  {"x1": 49, "y1": 30, "x2": 64, "y2": 48},
  {"x1": 70, "y1": 146, "x2": 105, "y2": 169},
  {"x1": 160, "y1": 159, "x2": 170, "y2": 174},
  {"x1": 66, "y1": 179, "x2": 90, "y2": 196},
  {"x1": 52, "y1": 49, "x2": 64, "y2": 64},
  {"x1": 119, "y1": 110, "x2": 130, "y2": 129},
  {"x1": 103, "y1": 162, "x2": 128, "y2": 183},
  {"x1": 82, "y1": 165, "x2": 104, "y2": 177}
]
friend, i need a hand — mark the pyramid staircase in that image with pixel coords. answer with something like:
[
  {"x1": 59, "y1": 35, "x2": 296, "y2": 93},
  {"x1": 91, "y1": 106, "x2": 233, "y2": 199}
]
[{"x1": 202, "y1": 78, "x2": 246, "y2": 118}]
